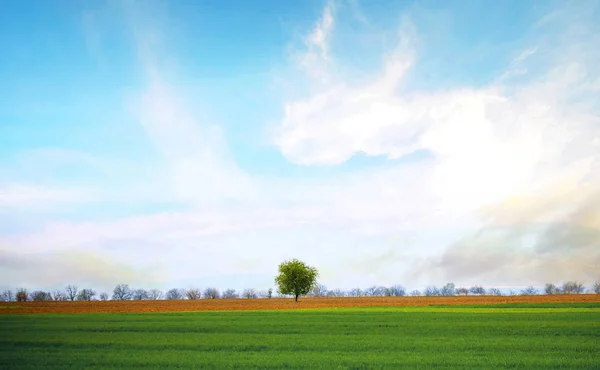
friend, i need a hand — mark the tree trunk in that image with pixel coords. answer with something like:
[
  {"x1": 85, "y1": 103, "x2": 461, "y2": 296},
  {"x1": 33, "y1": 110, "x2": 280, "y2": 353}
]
[{"x1": 295, "y1": 294, "x2": 299, "y2": 302}]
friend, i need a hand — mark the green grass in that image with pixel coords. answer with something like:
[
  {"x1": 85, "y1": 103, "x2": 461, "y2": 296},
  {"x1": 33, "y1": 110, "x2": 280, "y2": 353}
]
[
  {"x1": 428, "y1": 302, "x2": 600, "y2": 309},
  {"x1": 1, "y1": 304, "x2": 599, "y2": 369}
]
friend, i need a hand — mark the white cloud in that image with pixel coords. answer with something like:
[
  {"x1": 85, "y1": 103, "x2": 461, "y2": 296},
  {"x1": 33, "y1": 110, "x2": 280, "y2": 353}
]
[
  {"x1": 276, "y1": 2, "x2": 600, "y2": 220},
  {"x1": 278, "y1": 21, "x2": 417, "y2": 165},
  {"x1": 131, "y1": 78, "x2": 255, "y2": 204},
  {"x1": 294, "y1": 2, "x2": 336, "y2": 84},
  {"x1": 0, "y1": 184, "x2": 83, "y2": 206},
  {"x1": 2, "y1": 1, "x2": 599, "y2": 291},
  {"x1": 122, "y1": 3, "x2": 256, "y2": 205},
  {"x1": 0, "y1": 249, "x2": 164, "y2": 291}
]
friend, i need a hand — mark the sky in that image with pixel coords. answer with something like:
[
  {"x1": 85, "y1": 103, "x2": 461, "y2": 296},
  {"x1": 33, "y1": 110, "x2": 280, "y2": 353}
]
[{"x1": 1, "y1": 0, "x2": 599, "y2": 294}]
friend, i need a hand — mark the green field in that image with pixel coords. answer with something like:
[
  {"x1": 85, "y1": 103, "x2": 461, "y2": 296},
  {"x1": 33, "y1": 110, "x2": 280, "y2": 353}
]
[{"x1": 1, "y1": 304, "x2": 599, "y2": 369}]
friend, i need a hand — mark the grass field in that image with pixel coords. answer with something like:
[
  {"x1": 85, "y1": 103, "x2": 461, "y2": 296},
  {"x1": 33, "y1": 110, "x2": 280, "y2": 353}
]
[{"x1": 2, "y1": 303, "x2": 599, "y2": 369}]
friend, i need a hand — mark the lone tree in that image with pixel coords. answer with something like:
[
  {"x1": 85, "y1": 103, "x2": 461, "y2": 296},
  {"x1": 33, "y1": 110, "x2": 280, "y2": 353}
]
[{"x1": 274, "y1": 258, "x2": 318, "y2": 302}]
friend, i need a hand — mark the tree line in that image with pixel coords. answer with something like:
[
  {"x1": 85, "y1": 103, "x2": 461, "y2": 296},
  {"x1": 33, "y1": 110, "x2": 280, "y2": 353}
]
[
  {"x1": 1, "y1": 259, "x2": 599, "y2": 302},
  {"x1": 2, "y1": 280, "x2": 599, "y2": 302}
]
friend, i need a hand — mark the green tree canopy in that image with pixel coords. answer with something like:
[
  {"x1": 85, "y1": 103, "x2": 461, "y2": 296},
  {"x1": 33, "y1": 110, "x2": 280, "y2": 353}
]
[{"x1": 274, "y1": 259, "x2": 318, "y2": 302}]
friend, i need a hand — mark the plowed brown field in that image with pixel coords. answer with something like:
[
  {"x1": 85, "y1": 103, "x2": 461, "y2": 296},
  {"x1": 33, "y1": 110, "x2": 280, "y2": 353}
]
[{"x1": 2, "y1": 294, "x2": 598, "y2": 314}]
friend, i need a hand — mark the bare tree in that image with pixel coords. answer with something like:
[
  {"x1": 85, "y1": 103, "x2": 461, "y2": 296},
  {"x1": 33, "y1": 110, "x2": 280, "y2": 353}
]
[
  {"x1": 376, "y1": 287, "x2": 389, "y2": 296},
  {"x1": 424, "y1": 286, "x2": 440, "y2": 296},
  {"x1": 99, "y1": 292, "x2": 109, "y2": 301},
  {"x1": 203, "y1": 288, "x2": 220, "y2": 299},
  {"x1": 520, "y1": 286, "x2": 538, "y2": 295},
  {"x1": 593, "y1": 280, "x2": 600, "y2": 294},
  {"x1": 364, "y1": 286, "x2": 386, "y2": 297},
  {"x1": 77, "y1": 289, "x2": 96, "y2": 301},
  {"x1": 456, "y1": 287, "x2": 469, "y2": 295},
  {"x1": 51, "y1": 290, "x2": 66, "y2": 301},
  {"x1": 410, "y1": 290, "x2": 421, "y2": 296},
  {"x1": 242, "y1": 288, "x2": 257, "y2": 299},
  {"x1": 112, "y1": 284, "x2": 133, "y2": 300},
  {"x1": 348, "y1": 288, "x2": 362, "y2": 297},
  {"x1": 166, "y1": 288, "x2": 185, "y2": 300},
  {"x1": 222, "y1": 289, "x2": 239, "y2": 299},
  {"x1": 257, "y1": 290, "x2": 269, "y2": 298},
  {"x1": 267, "y1": 288, "x2": 273, "y2": 298},
  {"x1": 487, "y1": 288, "x2": 502, "y2": 296},
  {"x1": 148, "y1": 289, "x2": 163, "y2": 300},
  {"x1": 65, "y1": 285, "x2": 78, "y2": 301},
  {"x1": 363, "y1": 286, "x2": 375, "y2": 296},
  {"x1": 0, "y1": 290, "x2": 15, "y2": 302},
  {"x1": 544, "y1": 283, "x2": 560, "y2": 295},
  {"x1": 186, "y1": 288, "x2": 202, "y2": 300},
  {"x1": 327, "y1": 289, "x2": 346, "y2": 297},
  {"x1": 16, "y1": 288, "x2": 28, "y2": 302},
  {"x1": 310, "y1": 284, "x2": 327, "y2": 297},
  {"x1": 82, "y1": 289, "x2": 94, "y2": 301},
  {"x1": 440, "y1": 283, "x2": 456, "y2": 296},
  {"x1": 30, "y1": 291, "x2": 52, "y2": 301},
  {"x1": 469, "y1": 286, "x2": 486, "y2": 295},
  {"x1": 132, "y1": 289, "x2": 149, "y2": 300},
  {"x1": 389, "y1": 285, "x2": 406, "y2": 297},
  {"x1": 561, "y1": 281, "x2": 585, "y2": 294}
]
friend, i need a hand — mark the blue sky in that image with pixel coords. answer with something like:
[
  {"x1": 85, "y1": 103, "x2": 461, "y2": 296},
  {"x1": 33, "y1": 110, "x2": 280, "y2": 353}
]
[{"x1": 1, "y1": 0, "x2": 599, "y2": 294}]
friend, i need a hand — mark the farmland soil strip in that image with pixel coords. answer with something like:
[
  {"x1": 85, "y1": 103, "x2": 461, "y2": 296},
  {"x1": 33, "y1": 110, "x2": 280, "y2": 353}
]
[{"x1": 2, "y1": 294, "x2": 599, "y2": 314}]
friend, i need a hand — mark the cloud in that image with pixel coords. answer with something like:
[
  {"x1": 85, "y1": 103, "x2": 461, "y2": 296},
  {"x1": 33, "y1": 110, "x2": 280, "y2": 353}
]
[
  {"x1": 2, "y1": 1, "x2": 599, "y2": 291},
  {"x1": 131, "y1": 78, "x2": 255, "y2": 204},
  {"x1": 294, "y1": 2, "x2": 335, "y2": 84},
  {"x1": 117, "y1": 1, "x2": 257, "y2": 205},
  {"x1": 408, "y1": 137, "x2": 600, "y2": 286},
  {"x1": 496, "y1": 47, "x2": 537, "y2": 82},
  {"x1": 278, "y1": 21, "x2": 416, "y2": 165},
  {"x1": 347, "y1": 0, "x2": 369, "y2": 25},
  {"x1": 307, "y1": 3, "x2": 334, "y2": 60},
  {"x1": 0, "y1": 184, "x2": 84, "y2": 207},
  {"x1": 0, "y1": 249, "x2": 164, "y2": 291},
  {"x1": 410, "y1": 209, "x2": 600, "y2": 286},
  {"x1": 272, "y1": 0, "x2": 600, "y2": 287},
  {"x1": 276, "y1": 1, "x2": 599, "y2": 215}
]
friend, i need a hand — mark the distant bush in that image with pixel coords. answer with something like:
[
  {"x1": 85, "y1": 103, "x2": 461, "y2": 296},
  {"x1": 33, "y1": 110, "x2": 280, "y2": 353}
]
[
  {"x1": 456, "y1": 287, "x2": 469, "y2": 295},
  {"x1": 16, "y1": 288, "x2": 28, "y2": 302},
  {"x1": 30, "y1": 291, "x2": 52, "y2": 301},
  {"x1": 132, "y1": 289, "x2": 149, "y2": 300},
  {"x1": 77, "y1": 289, "x2": 96, "y2": 301},
  {"x1": 222, "y1": 289, "x2": 239, "y2": 299},
  {"x1": 203, "y1": 288, "x2": 220, "y2": 299},
  {"x1": 166, "y1": 288, "x2": 185, "y2": 300},
  {"x1": 469, "y1": 286, "x2": 486, "y2": 295}
]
